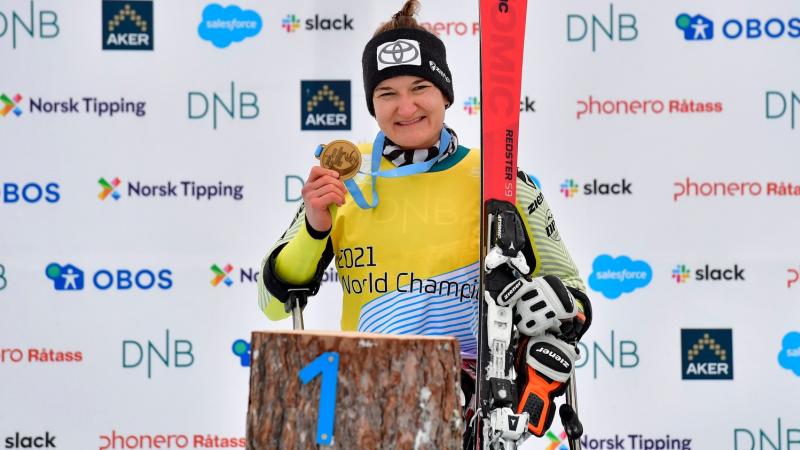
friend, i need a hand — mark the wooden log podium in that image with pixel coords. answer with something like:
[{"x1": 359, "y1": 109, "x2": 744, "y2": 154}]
[{"x1": 246, "y1": 330, "x2": 463, "y2": 450}]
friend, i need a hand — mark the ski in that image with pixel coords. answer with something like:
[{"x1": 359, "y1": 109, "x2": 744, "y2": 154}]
[{"x1": 473, "y1": 0, "x2": 530, "y2": 449}]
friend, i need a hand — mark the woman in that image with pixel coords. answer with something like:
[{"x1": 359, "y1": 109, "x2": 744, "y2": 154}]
[{"x1": 257, "y1": 0, "x2": 592, "y2": 441}]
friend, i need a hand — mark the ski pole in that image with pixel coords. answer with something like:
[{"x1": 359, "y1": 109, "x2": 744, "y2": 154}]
[
  {"x1": 560, "y1": 372, "x2": 583, "y2": 450},
  {"x1": 285, "y1": 288, "x2": 310, "y2": 330}
]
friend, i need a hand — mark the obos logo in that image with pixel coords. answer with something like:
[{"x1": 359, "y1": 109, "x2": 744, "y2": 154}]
[
  {"x1": 1, "y1": 93, "x2": 23, "y2": 117},
  {"x1": 1, "y1": 182, "x2": 60, "y2": 204},
  {"x1": 778, "y1": 331, "x2": 800, "y2": 377},
  {"x1": 681, "y1": 329, "x2": 733, "y2": 380},
  {"x1": 232, "y1": 339, "x2": 251, "y2": 367},
  {"x1": 301, "y1": 80, "x2": 351, "y2": 131},
  {"x1": 676, "y1": 13, "x2": 800, "y2": 41},
  {"x1": 280, "y1": 13, "x2": 353, "y2": 32},
  {"x1": 102, "y1": 0, "x2": 153, "y2": 50},
  {"x1": 198, "y1": 4, "x2": 262, "y2": 49},
  {"x1": 45, "y1": 263, "x2": 172, "y2": 291},
  {"x1": 588, "y1": 255, "x2": 652, "y2": 299}
]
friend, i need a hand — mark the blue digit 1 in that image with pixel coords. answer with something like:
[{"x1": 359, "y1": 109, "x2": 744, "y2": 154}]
[{"x1": 299, "y1": 352, "x2": 340, "y2": 445}]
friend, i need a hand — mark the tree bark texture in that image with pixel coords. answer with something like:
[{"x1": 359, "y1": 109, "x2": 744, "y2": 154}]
[{"x1": 247, "y1": 330, "x2": 463, "y2": 450}]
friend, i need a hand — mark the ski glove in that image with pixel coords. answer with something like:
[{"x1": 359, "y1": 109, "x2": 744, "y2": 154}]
[
  {"x1": 517, "y1": 334, "x2": 579, "y2": 436},
  {"x1": 502, "y1": 275, "x2": 577, "y2": 338}
]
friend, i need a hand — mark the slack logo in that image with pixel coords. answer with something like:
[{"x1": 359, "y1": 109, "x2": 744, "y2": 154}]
[
  {"x1": 3, "y1": 432, "x2": 56, "y2": 448},
  {"x1": 681, "y1": 329, "x2": 733, "y2": 380},
  {"x1": 561, "y1": 178, "x2": 633, "y2": 198},
  {"x1": 672, "y1": 264, "x2": 745, "y2": 283}
]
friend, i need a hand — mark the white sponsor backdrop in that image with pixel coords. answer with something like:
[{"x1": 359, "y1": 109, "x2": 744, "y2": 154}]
[{"x1": 1, "y1": 0, "x2": 799, "y2": 449}]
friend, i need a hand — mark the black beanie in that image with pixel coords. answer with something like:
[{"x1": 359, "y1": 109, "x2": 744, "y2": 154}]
[{"x1": 362, "y1": 27, "x2": 454, "y2": 116}]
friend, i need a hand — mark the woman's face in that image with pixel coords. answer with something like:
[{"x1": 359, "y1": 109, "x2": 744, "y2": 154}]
[{"x1": 373, "y1": 75, "x2": 447, "y2": 150}]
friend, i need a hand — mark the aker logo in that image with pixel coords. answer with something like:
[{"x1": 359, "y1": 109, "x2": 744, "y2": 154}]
[
  {"x1": 122, "y1": 329, "x2": 194, "y2": 379},
  {"x1": 232, "y1": 339, "x2": 251, "y2": 367},
  {"x1": 676, "y1": 14, "x2": 713, "y2": 41},
  {"x1": 588, "y1": 254, "x2": 652, "y2": 300},
  {"x1": 211, "y1": 263, "x2": 233, "y2": 287},
  {"x1": 281, "y1": 13, "x2": 354, "y2": 32},
  {"x1": 1, "y1": 93, "x2": 23, "y2": 117},
  {"x1": 778, "y1": 331, "x2": 800, "y2": 377},
  {"x1": 198, "y1": 4, "x2": 262, "y2": 49},
  {"x1": 3, "y1": 432, "x2": 56, "y2": 448},
  {"x1": 463, "y1": 97, "x2": 480, "y2": 116},
  {"x1": 98, "y1": 177, "x2": 121, "y2": 201},
  {"x1": 681, "y1": 329, "x2": 733, "y2": 380},
  {"x1": 45, "y1": 263, "x2": 173, "y2": 291},
  {"x1": 102, "y1": 0, "x2": 153, "y2": 50},
  {"x1": 301, "y1": 80, "x2": 351, "y2": 131},
  {"x1": 672, "y1": 264, "x2": 745, "y2": 283},
  {"x1": 734, "y1": 418, "x2": 800, "y2": 450},
  {"x1": 676, "y1": 13, "x2": 800, "y2": 41}
]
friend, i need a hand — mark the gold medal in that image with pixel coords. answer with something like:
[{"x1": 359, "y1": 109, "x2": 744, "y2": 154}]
[{"x1": 317, "y1": 140, "x2": 361, "y2": 181}]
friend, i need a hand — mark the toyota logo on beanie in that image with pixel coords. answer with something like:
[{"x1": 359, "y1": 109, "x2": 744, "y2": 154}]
[{"x1": 362, "y1": 28, "x2": 454, "y2": 116}]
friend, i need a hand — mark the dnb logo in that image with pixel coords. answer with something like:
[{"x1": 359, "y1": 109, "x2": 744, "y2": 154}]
[
  {"x1": 676, "y1": 14, "x2": 713, "y2": 41},
  {"x1": 377, "y1": 39, "x2": 421, "y2": 70},
  {"x1": 1, "y1": 93, "x2": 23, "y2": 117},
  {"x1": 102, "y1": 0, "x2": 153, "y2": 50},
  {"x1": 232, "y1": 339, "x2": 251, "y2": 367},
  {"x1": 211, "y1": 263, "x2": 233, "y2": 287},
  {"x1": 681, "y1": 329, "x2": 733, "y2": 380},
  {"x1": 301, "y1": 80, "x2": 350, "y2": 131}
]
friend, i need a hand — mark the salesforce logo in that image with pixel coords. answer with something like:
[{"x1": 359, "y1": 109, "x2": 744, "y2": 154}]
[
  {"x1": 588, "y1": 254, "x2": 652, "y2": 300},
  {"x1": 198, "y1": 4, "x2": 262, "y2": 49},
  {"x1": 778, "y1": 331, "x2": 800, "y2": 377}
]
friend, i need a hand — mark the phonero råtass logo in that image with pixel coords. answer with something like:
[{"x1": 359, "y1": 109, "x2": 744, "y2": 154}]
[
  {"x1": 588, "y1": 255, "x2": 652, "y2": 300},
  {"x1": 681, "y1": 329, "x2": 733, "y2": 380},
  {"x1": 1, "y1": 93, "x2": 23, "y2": 117},
  {"x1": 98, "y1": 177, "x2": 121, "y2": 200},
  {"x1": 102, "y1": 0, "x2": 153, "y2": 50},
  {"x1": 301, "y1": 80, "x2": 351, "y2": 131},
  {"x1": 198, "y1": 4, "x2": 262, "y2": 49},
  {"x1": 778, "y1": 331, "x2": 800, "y2": 377},
  {"x1": 211, "y1": 263, "x2": 233, "y2": 287},
  {"x1": 463, "y1": 96, "x2": 480, "y2": 116}
]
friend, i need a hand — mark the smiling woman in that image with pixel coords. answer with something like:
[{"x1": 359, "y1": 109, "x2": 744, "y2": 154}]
[{"x1": 257, "y1": 0, "x2": 592, "y2": 444}]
